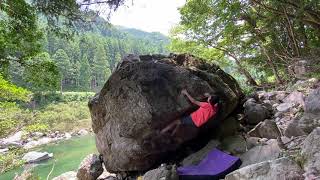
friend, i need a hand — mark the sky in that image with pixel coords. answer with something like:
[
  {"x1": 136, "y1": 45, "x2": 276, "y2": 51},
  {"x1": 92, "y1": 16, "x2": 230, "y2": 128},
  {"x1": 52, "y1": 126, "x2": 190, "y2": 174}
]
[{"x1": 106, "y1": 0, "x2": 186, "y2": 35}]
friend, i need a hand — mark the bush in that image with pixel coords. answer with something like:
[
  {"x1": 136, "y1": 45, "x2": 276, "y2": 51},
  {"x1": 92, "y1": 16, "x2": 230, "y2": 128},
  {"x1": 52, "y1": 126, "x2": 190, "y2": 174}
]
[
  {"x1": 24, "y1": 123, "x2": 49, "y2": 133},
  {"x1": 33, "y1": 101, "x2": 91, "y2": 132},
  {"x1": 0, "y1": 148, "x2": 26, "y2": 174},
  {"x1": 32, "y1": 91, "x2": 95, "y2": 107},
  {"x1": 0, "y1": 102, "x2": 32, "y2": 138}
]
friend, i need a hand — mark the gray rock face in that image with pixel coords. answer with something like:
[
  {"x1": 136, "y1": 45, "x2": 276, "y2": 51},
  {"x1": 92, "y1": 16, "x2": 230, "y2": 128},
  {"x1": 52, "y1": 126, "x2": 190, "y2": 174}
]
[
  {"x1": 142, "y1": 165, "x2": 178, "y2": 180},
  {"x1": 22, "y1": 151, "x2": 53, "y2": 163},
  {"x1": 181, "y1": 139, "x2": 220, "y2": 166},
  {"x1": 248, "y1": 119, "x2": 281, "y2": 139},
  {"x1": 225, "y1": 157, "x2": 304, "y2": 180},
  {"x1": 77, "y1": 154, "x2": 103, "y2": 180},
  {"x1": 240, "y1": 139, "x2": 281, "y2": 167},
  {"x1": 285, "y1": 113, "x2": 320, "y2": 137},
  {"x1": 301, "y1": 127, "x2": 320, "y2": 178},
  {"x1": 89, "y1": 54, "x2": 243, "y2": 172},
  {"x1": 244, "y1": 99, "x2": 270, "y2": 124},
  {"x1": 305, "y1": 88, "x2": 320, "y2": 114}
]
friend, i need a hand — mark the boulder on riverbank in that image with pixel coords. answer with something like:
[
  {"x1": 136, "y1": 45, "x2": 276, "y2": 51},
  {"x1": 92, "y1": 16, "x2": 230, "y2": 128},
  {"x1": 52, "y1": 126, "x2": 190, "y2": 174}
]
[
  {"x1": 89, "y1": 54, "x2": 243, "y2": 172},
  {"x1": 22, "y1": 151, "x2": 53, "y2": 163}
]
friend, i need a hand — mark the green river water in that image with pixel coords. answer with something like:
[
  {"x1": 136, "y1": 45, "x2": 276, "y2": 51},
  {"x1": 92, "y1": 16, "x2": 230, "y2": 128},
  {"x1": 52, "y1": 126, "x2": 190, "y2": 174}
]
[{"x1": 0, "y1": 135, "x2": 96, "y2": 180}]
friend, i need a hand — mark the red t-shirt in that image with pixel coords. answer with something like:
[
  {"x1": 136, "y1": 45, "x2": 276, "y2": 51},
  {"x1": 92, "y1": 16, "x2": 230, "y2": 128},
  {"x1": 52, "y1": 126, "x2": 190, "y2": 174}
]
[{"x1": 191, "y1": 102, "x2": 218, "y2": 127}]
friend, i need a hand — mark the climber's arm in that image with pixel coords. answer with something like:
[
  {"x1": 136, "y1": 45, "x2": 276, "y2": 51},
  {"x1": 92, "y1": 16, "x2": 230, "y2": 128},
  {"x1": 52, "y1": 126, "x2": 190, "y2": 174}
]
[{"x1": 181, "y1": 89, "x2": 201, "y2": 106}]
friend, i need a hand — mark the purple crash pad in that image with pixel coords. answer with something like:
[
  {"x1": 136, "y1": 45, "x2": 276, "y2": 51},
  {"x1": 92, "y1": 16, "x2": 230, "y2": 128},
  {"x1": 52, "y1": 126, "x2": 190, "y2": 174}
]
[{"x1": 178, "y1": 148, "x2": 241, "y2": 177}]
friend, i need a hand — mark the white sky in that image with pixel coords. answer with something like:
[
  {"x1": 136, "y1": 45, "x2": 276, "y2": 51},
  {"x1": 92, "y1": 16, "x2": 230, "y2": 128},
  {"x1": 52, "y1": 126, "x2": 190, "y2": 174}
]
[{"x1": 107, "y1": 0, "x2": 186, "y2": 35}]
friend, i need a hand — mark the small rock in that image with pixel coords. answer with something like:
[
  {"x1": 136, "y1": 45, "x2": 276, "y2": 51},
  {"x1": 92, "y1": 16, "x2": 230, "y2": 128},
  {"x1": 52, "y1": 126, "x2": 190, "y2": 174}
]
[
  {"x1": 276, "y1": 102, "x2": 295, "y2": 112},
  {"x1": 142, "y1": 165, "x2": 178, "y2": 180},
  {"x1": 240, "y1": 139, "x2": 281, "y2": 167},
  {"x1": 52, "y1": 171, "x2": 77, "y2": 180},
  {"x1": 22, "y1": 151, "x2": 53, "y2": 163},
  {"x1": 33, "y1": 132, "x2": 44, "y2": 137},
  {"x1": 248, "y1": 119, "x2": 281, "y2": 139},
  {"x1": 77, "y1": 154, "x2": 103, "y2": 180},
  {"x1": 65, "y1": 133, "x2": 72, "y2": 139},
  {"x1": 78, "y1": 129, "x2": 89, "y2": 136},
  {"x1": 225, "y1": 157, "x2": 304, "y2": 180}
]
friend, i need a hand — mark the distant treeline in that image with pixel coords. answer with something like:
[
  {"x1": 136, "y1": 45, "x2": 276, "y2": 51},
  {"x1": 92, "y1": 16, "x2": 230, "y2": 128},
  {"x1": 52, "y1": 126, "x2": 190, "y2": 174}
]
[{"x1": 8, "y1": 17, "x2": 169, "y2": 92}]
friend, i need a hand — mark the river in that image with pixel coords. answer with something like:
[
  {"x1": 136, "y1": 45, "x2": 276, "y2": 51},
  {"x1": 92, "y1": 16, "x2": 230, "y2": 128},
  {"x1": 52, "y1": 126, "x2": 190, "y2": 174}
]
[{"x1": 0, "y1": 135, "x2": 96, "y2": 180}]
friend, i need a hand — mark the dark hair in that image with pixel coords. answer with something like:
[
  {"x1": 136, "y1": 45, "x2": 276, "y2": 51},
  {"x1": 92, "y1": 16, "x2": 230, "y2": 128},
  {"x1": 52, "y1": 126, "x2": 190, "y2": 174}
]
[{"x1": 209, "y1": 95, "x2": 220, "y2": 107}]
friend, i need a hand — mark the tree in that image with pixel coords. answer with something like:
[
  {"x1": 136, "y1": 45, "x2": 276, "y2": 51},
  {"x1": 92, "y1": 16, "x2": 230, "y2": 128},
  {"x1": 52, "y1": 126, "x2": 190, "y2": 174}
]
[
  {"x1": 176, "y1": 0, "x2": 320, "y2": 86},
  {"x1": 92, "y1": 43, "x2": 109, "y2": 89},
  {"x1": 53, "y1": 49, "x2": 72, "y2": 92},
  {"x1": 0, "y1": 0, "x2": 42, "y2": 77},
  {"x1": 23, "y1": 52, "x2": 60, "y2": 91},
  {"x1": 79, "y1": 55, "x2": 91, "y2": 90}
]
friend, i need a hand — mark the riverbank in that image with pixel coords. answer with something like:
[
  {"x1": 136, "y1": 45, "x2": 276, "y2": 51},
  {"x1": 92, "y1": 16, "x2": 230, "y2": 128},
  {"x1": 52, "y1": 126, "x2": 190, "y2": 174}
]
[{"x1": 0, "y1": 134, "x2": 96, "y2": 179}]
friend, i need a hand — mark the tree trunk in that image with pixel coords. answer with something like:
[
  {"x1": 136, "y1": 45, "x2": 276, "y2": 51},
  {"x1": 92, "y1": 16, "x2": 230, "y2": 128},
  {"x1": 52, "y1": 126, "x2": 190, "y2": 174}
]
[
  {"x1": 60, "y1": 78, "x2": 63, "y2": 94},
  {"x1": 261, "y1": 46, "x2": 283, "y2": 84},
  {"x1": 233, "y1": 58, "x2": 259, "y2": 86}
]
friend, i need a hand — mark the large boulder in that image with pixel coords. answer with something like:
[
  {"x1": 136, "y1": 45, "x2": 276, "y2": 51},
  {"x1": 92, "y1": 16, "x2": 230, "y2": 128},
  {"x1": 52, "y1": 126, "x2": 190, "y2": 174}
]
[
  {"x1": 89, "y1": 54, "x2": 243, "y2": 172},
  {"x1": 225, "y1": 157, "x2": 304, "y2": 180},
  {"x1": 248, "y1": 119, "x2": 281, "y2": 139},
  {"x1": 243, "y1": 99, "x2": 270, "y2": 124},
  {"x1": 240, "y1": 139, "x2": 281, "y2": 167},
  {"x1": 22, "y1": 151, "x2": 53, "y2": 163}
]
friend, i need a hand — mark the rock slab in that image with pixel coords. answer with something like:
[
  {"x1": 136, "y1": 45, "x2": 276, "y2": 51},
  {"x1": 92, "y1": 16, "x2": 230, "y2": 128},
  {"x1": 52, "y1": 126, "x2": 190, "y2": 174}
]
[
  {"x1": 22, "y1": 151, "x2": 53, "y2": 163},
  {"x1": 225, "y1": 157, "x2": 304, "y2": 180}
]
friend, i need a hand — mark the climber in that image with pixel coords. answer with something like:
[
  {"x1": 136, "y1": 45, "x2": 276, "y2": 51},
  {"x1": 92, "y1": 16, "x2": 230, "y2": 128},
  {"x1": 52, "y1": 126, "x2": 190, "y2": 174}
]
[{"x1": 161, "y1": 89, "x2": 221, "y2": 136}]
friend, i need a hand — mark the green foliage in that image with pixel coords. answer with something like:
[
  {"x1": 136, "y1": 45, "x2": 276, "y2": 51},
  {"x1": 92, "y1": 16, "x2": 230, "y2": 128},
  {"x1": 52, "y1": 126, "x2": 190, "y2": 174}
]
[
  {"x1": 23, "y1": 52, "x2": 60, "y2": 91},
  {"x1": 0, "y1": 0, "x2": 42, "y2": 77},
  {"x1": 0, "y1": 102, "x2": 32, "y2": 137},
  {"x1": 173, "y1": 0, "x2": 320, "y2": 87},
  {"x1": 24, "y1": 123, "x2": 49, "y2": 134},
  {"x1": 0, "y1": 147, "x2": 26, "y2": 174},
  {"x1": 32, "y1": 91, "x2": 95, "y2": 107},
  {"x1": 33, "y1": 101, "x2": 91, "y2": 132},
  {"x1": 0, "y1": 74, "x2": 31, "y2": 102}
]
